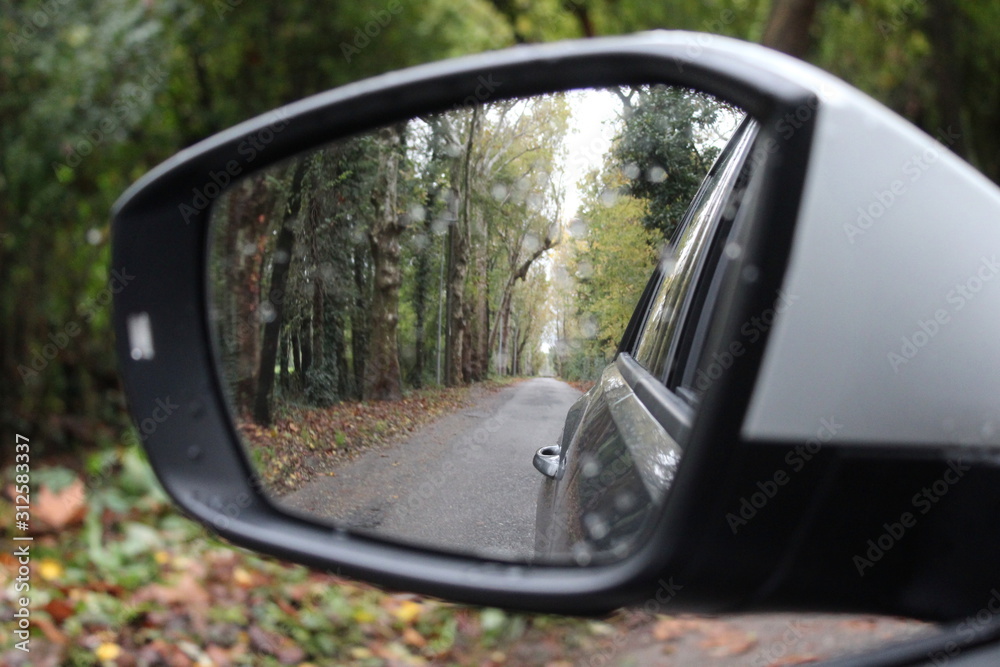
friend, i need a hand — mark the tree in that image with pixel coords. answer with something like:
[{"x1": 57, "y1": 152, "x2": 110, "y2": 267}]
[
  {"x1": 611, "y1": 85, "x2": 728, "y2": 240},
  {"x1": 253, "y1": 161, "x2": 307, "y2": 425},
  {"x1": 363, "y1": 125, "x2": 406, "y2": 401},
  {"x1": 761, "y1": 0, "x2": 820, "y2": 58}
]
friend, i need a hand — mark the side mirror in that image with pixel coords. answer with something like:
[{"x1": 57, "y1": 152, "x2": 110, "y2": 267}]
[{"x1": 113, "y1": 31, "x2": 1000, "y2": 620}]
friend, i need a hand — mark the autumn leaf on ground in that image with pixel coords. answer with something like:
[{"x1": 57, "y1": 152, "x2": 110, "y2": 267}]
[
  {"x1": 133, "y1": 572, "x2": 211, "y2": 606},
  {"x1": 651, "y1": 616, "x2": 704, "y2": 641},
  {"x1": 698, "y1": 625, "x2": 758, "y2": 657},
  {"x1": 34, "y1": 476, "x2": 87, "y2": 530}
]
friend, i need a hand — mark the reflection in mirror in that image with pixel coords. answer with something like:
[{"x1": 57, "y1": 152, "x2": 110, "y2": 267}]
[{"x1": 208, "y1": 86, "x2": 744, "y2": 564}]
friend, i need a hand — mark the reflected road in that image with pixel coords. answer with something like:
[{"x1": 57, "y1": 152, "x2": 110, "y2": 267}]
[{"x1": 279, "y1": 377, "x2": 582, "y2": 561}]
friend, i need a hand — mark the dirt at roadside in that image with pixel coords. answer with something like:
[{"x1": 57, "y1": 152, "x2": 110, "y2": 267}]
[{"x1": 593, "y1": 611, "x2": 934, "y2": 666}]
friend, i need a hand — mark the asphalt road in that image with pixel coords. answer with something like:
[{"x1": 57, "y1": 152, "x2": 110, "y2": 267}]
[{"x1": 279, "y1": 377, "x2": 582, "y2": 561}]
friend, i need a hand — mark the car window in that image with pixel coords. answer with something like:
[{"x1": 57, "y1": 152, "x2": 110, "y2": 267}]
[{"x1": 631, "y1": 120, "x2": 757, "y2": 383}]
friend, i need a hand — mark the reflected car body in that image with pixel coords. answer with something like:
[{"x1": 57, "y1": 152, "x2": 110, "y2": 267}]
[{"x1": 535, "y1": 118, "x2": 758, "y2": 564}]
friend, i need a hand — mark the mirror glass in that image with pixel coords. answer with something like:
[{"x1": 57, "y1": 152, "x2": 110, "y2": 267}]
[{"x1": 208, "y1": 86, "x2": 744, "y2": 564}]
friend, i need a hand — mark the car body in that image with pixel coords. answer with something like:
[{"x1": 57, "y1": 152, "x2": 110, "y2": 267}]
[{"x1": 534, "y1": 118, "x2": 759, "y2": 564}]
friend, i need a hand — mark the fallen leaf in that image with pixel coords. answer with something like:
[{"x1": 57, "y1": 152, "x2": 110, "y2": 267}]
[
  {"x1": 95, "y1": 642, "x2": 122, "y2": 662},
  {"x1": 699, "y1": 627, "x2": 758, "y2": 657},
  {"x1": 34, "y1": 477, "x2": 87, "y2": 530},
  {"x1": 43, "y1": 598, "x2": 75, "y2": 624},
  {"x1": 402, "y1": 626, "x2": 427, "y2": 648},
  {"x1": 651, "y1": 617, "x2": 702, "y2": 641},
  {"x1": 133, "y1": 572, "x2": 210, "y2": 606},
  {"x1": 393, "y1": 600, "x2": 423, "y2": 624},
  {"x1": 38, "y1": 558, "x2": 64, "y2": 581}
]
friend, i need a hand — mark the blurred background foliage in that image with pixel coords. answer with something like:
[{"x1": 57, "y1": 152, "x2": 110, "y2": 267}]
[{"x1": 1, "y1": 0, "x2": 998, "y2": 452}]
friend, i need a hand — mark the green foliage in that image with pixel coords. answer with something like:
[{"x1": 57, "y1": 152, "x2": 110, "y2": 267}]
[
  {"x1": 611, "y1": 85, "x2": 726, "y2": 239},
  {"x1": 573, "y1": 169, "x2": 659, "y2": 356}
]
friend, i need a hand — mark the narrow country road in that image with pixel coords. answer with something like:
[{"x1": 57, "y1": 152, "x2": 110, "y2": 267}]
[{"x1": 279, "y1": 377, "x2": 582, "y2": 561}]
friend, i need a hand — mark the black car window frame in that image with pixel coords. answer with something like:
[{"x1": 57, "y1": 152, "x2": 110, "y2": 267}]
[
  {"x1": 630, "y1": 118, "x2": 758, "y2": 385},
  {"x1": 669, "y1": 122, "x2": 760, "y2": 400}
]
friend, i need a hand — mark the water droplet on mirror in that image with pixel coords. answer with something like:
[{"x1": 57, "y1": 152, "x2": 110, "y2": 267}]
[
  {"x1": 491, "y1": 183, "x2": 508, "y2": 201},
  {"x1": 584, "y1": 512, "x2": 610, "y2": 540},
  {"x1": 599, "y1": 187, "x2": 618, "y2": 207},
  {"x1": 86, "y1": 228, "x2": 101, "y2": 245},
  {"x1": 408, "y1": 203, "x2": 426, "y2": 223},
  {"x1": 258, "y1": 301, "x2": 276, "y2": 323},
  {"x1": 646, "y1": 166, "x2": 667, "y2": 183},
  {"x1": 569, "y1": 218, "x2": 588, "y2": 238},
  {"x1": 576, "y1": 261, "x2": 593, "y2": 279},
  {"x1": 273, "y1": 250, "x2": 290, "y2": 264},
  {"x1": 431, "y1": 217, "x2": 450, "y2": 236},
  {"x1": 614, "y1": 490, "x2": 636, "y2": 512},
  {"x1": 724, "y1": 242, "x2": 742, "y2": 260},
  {"x1": 658, "y1": 253, "x2": 677, "y2": 275},
  {"x1": 411, "y1": 233, "x2": 430, "y2": 251},
  {"x1": 622, "y1": 163, "x2": 640, "y2": 180},
  {"x1": 742, "y1": 265, "x2": 760, "y2": 282},
  {"x1": 580, "y1": 314, "x2": 598, "y2": 339},
  {"x1": 523, "y1": 233, "x2": 540, "y2": 253},
  {"x1": 242, "y1": 242, "x2": 257, "y2": 256},
  {"x1": 581, "y1": 455, "x2": 599, "y2": 478}
]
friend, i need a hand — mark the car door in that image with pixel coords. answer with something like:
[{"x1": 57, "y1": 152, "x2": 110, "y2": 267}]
[{"x1": 535, "y1": 117, "x2": 760, "y2": 564}]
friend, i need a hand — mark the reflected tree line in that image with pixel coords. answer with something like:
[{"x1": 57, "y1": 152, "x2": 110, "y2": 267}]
[{"x1": 210, "y1": 87, "x2": 736, "y2": 425}]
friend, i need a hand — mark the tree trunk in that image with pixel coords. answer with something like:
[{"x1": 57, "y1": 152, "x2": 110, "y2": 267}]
[
  {"x1": 300, "y1": 319, "x2": 313, "y2": 378},
  {"x1": 469, "y1": 210, "x2": 489, "y2": 381},
  {"x1": 412, "y1": 194, "x2": 436, "y2": 388},
  {"x1": 351, "y1": 245, "x2": 370, "y2": 399},
  {"x1": 925, "y1": 1, "x2": 968, "y2": 161},
  {"x1": 761, "y1": 0, "x2": 819, "y2": 58},
  {"x1": 312, "y1": 277, "x2": 324, "y2": 369},
  {"x1": 444, "y1": 109, "x2": 477, "y2": 386},
  {"x1": 253, "y1": 224, "x2": 297, "y2": 424},
  {"x1": 363, "y1": 124, "x2": 405, "y2": 401},
  {"x1": 278, "y1": 331, "x2": 289, "y2": 389},
  {"x1": 252, "y1": 160, "x2": 306, "y2": 424}
]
